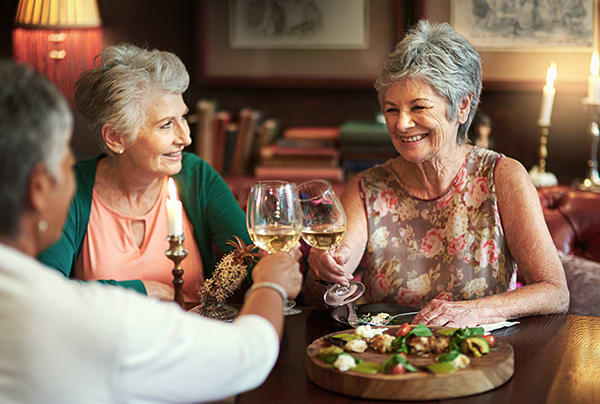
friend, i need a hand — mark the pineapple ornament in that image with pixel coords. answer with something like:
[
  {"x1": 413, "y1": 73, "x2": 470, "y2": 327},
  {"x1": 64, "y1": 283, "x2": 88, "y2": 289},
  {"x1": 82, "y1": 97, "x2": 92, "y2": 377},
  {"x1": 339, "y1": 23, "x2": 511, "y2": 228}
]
[{"x1": 196, "y1": 236, "x2": 260, "y2": 321}]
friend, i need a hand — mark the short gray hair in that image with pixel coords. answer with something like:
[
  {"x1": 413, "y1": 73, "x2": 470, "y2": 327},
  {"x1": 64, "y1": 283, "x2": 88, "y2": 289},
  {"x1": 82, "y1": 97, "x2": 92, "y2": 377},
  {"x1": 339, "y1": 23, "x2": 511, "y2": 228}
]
[
  {"x1": 0, "y1": 61, "x2": 72, "y2": 237},
  {"x1": 375, "y1": 20, "x2": 482, "y2": 144},
  {"x1": 75, "y1": 43, "x2": 190, "y2": 155}
]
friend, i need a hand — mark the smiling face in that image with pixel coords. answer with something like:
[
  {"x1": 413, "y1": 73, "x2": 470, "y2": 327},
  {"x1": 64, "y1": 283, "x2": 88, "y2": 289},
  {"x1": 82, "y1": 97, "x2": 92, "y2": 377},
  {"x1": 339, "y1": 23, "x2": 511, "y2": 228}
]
[
  {"x1": 122, "y1": 91, "x2": 191, "y2": 178},
  {"x1": 383, "y1": 78, "x2": 470, "y2": 165}
]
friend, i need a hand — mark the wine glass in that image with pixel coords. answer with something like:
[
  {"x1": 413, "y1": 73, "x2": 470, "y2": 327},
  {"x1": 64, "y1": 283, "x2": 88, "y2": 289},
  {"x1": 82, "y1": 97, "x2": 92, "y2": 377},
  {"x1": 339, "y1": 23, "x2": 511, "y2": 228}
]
[
  {"x1": 296, "y1": 179, "x2": 365, "y2": 307},
  {"x1": 246, "y1": 180, "x2": 302, "y2": 315}
]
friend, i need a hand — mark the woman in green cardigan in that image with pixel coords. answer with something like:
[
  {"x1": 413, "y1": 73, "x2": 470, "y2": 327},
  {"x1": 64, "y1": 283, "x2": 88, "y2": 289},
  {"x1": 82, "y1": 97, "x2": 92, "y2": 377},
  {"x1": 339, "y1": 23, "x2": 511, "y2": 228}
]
[{"x1": 39, "y1": 44, "x2": 251, "y2": 301}]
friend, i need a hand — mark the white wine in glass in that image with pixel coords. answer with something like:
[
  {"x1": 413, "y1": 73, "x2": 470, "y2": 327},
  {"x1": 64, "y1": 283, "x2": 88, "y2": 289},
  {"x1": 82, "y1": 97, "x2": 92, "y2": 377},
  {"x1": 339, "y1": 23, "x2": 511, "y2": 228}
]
[
  {"x1": 297, "y1": 179, "x2": 364, "y2": 306},
  {"x1": 246, "y1": 181, "x2": 302, "y2": 315}
]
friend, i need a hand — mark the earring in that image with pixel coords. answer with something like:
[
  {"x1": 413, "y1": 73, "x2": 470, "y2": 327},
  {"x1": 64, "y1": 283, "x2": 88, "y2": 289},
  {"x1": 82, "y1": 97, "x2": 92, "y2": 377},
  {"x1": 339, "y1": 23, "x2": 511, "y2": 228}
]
[
  {"x1": 38, "y1": 219, "x2": 48, "y2": 233},
  {"x1": 118, "y1": 149, "x2": 124, "y2": 155}
]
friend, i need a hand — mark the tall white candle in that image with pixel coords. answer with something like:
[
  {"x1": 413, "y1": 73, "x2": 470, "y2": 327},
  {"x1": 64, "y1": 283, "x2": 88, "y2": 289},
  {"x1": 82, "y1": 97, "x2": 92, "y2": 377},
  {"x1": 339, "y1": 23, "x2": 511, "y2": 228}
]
[
  {"x1": 538, "y1": 62, "x2": 557, "y2": 126},
  {"x1": 166, "y1": 177, "x2": 183, "y2": 235},
  {"x1": 588, "y1": 52, "x2": 600, "y2": 103}
]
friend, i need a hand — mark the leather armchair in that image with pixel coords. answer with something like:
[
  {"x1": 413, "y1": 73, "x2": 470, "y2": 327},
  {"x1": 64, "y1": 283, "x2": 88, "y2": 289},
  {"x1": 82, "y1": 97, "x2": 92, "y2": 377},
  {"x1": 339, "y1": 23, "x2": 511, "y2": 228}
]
[{"x1": 537, "y1": 185, "x2": 600, "y2": 263}]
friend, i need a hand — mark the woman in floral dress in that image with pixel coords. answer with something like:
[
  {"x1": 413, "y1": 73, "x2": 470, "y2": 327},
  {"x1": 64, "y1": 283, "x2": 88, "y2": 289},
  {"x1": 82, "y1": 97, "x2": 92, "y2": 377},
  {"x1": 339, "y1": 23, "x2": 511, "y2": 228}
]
[{"x1": 307, "y1": 21, "x2": 569, "y2": 327}]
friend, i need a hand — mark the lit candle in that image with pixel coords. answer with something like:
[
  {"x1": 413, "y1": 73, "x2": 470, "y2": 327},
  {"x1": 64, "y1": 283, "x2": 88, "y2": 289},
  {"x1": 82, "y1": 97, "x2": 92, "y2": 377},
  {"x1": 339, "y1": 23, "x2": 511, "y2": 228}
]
[
  {"x1": 538, "y1": 62, "x2": 557, "y2": 126},
  {"x1": 166, "y1": 177, "x2": 183, "y2": 235},
  {"x1": 588, "y1": 52, "x2": 600, "y2": 103}
]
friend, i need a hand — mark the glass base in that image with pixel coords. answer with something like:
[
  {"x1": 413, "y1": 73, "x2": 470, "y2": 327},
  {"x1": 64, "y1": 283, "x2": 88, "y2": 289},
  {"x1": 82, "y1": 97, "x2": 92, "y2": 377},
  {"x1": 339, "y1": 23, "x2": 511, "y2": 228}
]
[
  {"x1": 284, "y1": 299, "x2": 301, "y2": 316},
  {"x1": 195, "y1": 295, "x2": 239, "y2": 322},
  {"x1": 323, "y1": 281, "x2": 365, "y2": 307}
]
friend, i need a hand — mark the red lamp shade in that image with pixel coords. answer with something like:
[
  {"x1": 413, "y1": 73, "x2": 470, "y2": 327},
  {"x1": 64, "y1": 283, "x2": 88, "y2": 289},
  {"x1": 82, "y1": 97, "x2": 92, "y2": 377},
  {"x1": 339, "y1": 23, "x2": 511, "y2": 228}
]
[{"x1": 12, "y1": 0, "x2": 103, "y2": 101}]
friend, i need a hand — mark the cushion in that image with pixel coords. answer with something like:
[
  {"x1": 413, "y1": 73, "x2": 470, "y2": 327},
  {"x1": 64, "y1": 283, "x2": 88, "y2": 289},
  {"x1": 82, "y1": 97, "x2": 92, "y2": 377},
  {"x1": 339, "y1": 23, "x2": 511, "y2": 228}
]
[{"x1": 559, "y1": 252, "x2": 600, "y2": 317}]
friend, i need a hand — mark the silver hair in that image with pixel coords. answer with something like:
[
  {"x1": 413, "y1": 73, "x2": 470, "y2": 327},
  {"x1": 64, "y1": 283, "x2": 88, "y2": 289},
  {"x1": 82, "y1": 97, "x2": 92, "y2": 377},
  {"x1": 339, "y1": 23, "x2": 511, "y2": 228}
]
[
  {"x1": 75, "y1": 43, "x2": 189, "y2": 155},
  {"x1": 375, "y1": 20, "x2": 482, "y2": 144},
  {"x1": 0, "y1": 61, "x2": 72, "y2": 237}
]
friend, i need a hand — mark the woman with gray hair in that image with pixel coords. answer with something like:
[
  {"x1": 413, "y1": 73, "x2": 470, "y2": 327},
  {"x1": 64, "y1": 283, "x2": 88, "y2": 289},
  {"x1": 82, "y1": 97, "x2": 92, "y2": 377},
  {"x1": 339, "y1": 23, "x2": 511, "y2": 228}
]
[
  {"x1": 39, "y1": 43, "x2": 251, "y2": 301},
  {"x1": 307, "y1": 21, "x2": 569, "y2": 327},
  {"x1": 0, "y1": 61, "x2": 301, "y2": 403}
]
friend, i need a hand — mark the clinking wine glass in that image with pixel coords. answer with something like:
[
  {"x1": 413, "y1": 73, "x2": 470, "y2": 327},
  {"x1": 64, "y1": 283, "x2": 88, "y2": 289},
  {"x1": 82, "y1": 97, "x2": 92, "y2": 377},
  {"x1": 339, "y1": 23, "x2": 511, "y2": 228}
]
[
  {"x1": 296, "y1": 179, "x2": 365, "y2": 306},
  {"x1": 246, "y1": 180, "x2": 302, "y2": 315}
]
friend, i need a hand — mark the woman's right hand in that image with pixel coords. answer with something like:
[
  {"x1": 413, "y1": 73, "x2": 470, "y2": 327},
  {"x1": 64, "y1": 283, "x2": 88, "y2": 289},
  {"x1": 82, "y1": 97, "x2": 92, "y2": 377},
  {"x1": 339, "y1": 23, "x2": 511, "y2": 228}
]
[
  {"x1": 307, "y1": 244, "x2": 354, "y2": 287},
  {"x1": 252, "y1": 251, "x2": 303, "y2": 299}
]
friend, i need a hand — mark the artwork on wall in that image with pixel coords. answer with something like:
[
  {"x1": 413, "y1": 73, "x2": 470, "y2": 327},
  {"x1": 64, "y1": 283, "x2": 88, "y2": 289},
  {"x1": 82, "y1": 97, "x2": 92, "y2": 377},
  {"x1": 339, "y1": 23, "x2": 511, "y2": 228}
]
[
  {"x1": 451, "y1": 0, "x2": 594, "y2": 51},
  {"x1": 228, "y1": 0, "x2": 368, "y2": 49}
]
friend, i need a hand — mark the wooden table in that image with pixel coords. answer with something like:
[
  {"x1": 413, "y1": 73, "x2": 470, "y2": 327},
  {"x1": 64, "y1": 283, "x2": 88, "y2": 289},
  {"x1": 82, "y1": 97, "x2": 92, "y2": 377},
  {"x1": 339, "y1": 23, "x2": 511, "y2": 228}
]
[{"x1": 236, "y1": 307, "x2": 600, "y2": 404}]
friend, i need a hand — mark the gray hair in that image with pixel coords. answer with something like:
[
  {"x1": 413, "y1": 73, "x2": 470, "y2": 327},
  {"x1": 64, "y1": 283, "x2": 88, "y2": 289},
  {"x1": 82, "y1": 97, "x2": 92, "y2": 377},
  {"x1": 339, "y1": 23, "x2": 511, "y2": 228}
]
[
  {"x1": 375, "y1": 20, "x2": 482, "y2": 144},
  {"x1": 0, "y1": 61, "x2": 72, "y2": 237},
  {"x1": 75, "y1": 43, "x2": 189, "y2": 155}
]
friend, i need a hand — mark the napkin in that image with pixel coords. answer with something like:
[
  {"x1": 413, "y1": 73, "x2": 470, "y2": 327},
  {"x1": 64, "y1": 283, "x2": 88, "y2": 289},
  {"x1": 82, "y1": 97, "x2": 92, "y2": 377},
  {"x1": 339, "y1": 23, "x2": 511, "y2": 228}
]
[{"x1": 482, "y1": 320, "x2": 520, "y2": 334}]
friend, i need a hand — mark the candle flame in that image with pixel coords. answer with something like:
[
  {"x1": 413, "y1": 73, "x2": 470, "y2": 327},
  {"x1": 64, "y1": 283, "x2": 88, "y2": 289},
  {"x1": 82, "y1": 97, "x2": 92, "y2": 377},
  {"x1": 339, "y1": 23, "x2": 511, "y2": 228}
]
[
  {"x1": 167, "y1": 177, "x2": 179, "y2": 201},
  {"x1": 591, "y1": 52, "x2": 599, "y2": 76},
  {"x1": 545, "y1": 62, "x2": 557, "y2": 87}
]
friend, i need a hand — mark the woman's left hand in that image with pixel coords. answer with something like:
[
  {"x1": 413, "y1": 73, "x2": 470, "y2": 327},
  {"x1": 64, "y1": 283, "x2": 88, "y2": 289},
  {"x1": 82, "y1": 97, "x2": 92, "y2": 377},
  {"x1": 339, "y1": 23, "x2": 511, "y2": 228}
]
[{"x1": 411, "y1": 299, "x2": 485, "y2": 328}]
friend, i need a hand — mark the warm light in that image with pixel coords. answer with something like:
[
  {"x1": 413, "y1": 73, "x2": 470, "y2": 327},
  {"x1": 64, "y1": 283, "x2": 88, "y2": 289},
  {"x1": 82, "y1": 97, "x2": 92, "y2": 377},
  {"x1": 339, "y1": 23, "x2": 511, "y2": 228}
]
[
  {"x1": 12, "y1": 0, "x2": 103, "y2": 101},
  {"x1": 545, "y1": 62, "x2": 557, "y2": 88},
  {"x1": 591, "y1": 52, "x2": 599, "y2": 76},
  {"x1": 14, "y1": 0, "x2": 101, "y2": 28},
  {"x1": 168, "y1": 177, "x2": 179, "y2": 201}
]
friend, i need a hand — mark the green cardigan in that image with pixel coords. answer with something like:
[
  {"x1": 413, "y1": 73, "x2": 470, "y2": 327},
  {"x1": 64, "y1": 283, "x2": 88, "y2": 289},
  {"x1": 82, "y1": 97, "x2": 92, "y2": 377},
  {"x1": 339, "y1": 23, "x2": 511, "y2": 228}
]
[{"x1": 38, "y1": 152, "x2": 251, "y2": 294}]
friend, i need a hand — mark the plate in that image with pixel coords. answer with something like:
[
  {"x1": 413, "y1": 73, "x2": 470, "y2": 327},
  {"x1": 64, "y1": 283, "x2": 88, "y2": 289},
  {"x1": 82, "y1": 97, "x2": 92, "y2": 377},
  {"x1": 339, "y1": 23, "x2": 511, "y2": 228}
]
[
  {"x1": 305, "y1": 326, "x2": 515, "y2": 400},
  {"x1": 331, "y1": 303, "x2": 418, "y2": 327}
]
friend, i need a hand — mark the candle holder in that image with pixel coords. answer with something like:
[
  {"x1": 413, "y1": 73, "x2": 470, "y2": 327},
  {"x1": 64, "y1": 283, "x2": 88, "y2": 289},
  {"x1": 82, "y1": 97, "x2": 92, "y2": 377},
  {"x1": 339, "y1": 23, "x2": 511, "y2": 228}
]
[
  {"x1": 165, "y1": 233, "x2": 188, "y2": 308},
  {"x1": 528, "y1": 124, "x2": 558, "y2": 187},
  {"x1": 576, "y1": 100, "x2": 600, "y2": 192}
]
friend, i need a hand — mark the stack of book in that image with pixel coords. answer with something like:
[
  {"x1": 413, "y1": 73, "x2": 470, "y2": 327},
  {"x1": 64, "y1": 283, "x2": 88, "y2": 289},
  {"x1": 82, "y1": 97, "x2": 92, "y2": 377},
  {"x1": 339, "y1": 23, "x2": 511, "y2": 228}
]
[
  {"x1": 254, "y1": 126, "x2": 344, "y2": 182},
  {"x1": 193, "y1": 101, "x2": 278, "y2": 176},
  {"x1": 340, "y1": 121, "x2": 396, "y2": 177}
]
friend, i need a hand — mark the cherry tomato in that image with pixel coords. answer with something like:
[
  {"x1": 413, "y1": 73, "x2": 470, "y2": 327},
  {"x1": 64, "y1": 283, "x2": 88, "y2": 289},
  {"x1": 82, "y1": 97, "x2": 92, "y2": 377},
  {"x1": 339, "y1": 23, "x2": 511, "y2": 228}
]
[
  {"x1": 391, "y1": 363, "x2": 407, "y2": 375},
  {"x1": 482, "y1": 335, "x2": 496, "y2": 348},
  {"x1": 397, "y1": 323, "x2": 411, "y2": 337}
]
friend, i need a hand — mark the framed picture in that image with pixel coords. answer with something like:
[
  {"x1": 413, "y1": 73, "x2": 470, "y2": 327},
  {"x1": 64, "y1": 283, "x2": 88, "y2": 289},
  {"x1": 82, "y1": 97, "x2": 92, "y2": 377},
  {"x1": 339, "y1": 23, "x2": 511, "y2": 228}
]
[
  {"x1": 229, "y1": 0, "x2": 369, "y2": 49},
  {"x1": 195, "y1": 0, "x2": 408, "y2": 88},
  {"x1": 451, "y1": 0, "x2": 594, "y2": 51},
  {"x1": 420, "y1": 0, "x2": 592, "y2": 90}
]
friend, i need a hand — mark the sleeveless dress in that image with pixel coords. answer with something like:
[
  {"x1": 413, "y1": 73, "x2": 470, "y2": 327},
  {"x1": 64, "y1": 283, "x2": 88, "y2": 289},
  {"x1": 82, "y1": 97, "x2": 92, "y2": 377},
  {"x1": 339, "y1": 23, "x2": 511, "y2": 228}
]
[{"x1": 359, "y1": 147, "x2": 516, "y2": 308}]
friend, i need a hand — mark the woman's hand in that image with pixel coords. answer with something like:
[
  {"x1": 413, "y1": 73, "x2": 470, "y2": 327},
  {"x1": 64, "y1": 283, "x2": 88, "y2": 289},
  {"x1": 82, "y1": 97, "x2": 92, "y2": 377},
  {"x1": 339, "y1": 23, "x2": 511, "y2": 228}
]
[
  {"x1": 307, "y1": 244, "x2": 354, "y2": 287},
  {"x1": 143, "y1": 280, "x2": 175, "y2": 301},
  {"x1": 411, "y1": 299, "x2": 497, "y2": 328},
  {"x1": 252, "y1": 251, "x2": 303, "y2": 299}
]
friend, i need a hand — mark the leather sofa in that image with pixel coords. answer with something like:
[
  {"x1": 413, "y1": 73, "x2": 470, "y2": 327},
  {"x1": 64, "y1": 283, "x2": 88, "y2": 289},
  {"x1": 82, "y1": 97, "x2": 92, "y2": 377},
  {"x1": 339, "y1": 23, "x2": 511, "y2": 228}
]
[{"x1": 537, "y1": 186, "x2": 600, "y2": 316}]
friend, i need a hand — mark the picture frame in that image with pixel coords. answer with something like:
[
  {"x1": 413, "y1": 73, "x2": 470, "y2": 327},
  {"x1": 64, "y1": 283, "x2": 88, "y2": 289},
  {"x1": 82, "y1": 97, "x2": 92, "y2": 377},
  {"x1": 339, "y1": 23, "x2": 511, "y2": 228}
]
[
  {"x1": 229, "y1": 0, "x2": 369, "y2": 49},
  {"x1": 195, "y1": 0, "x2": 408, "y2": 88},
  {"x1": 451, "y1": 0, "x2": 594, "y2": 51},
  {"x1": 420, "y1": 0, "x2": 593, "y2": 91}
]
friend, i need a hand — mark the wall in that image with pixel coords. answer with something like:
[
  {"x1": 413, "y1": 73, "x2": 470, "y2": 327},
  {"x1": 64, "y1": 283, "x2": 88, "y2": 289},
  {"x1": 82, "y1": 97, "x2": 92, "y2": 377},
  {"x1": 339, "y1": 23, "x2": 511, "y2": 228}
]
[{"x1": 0, "y1": 0, "x2": 594, "y2": 184}]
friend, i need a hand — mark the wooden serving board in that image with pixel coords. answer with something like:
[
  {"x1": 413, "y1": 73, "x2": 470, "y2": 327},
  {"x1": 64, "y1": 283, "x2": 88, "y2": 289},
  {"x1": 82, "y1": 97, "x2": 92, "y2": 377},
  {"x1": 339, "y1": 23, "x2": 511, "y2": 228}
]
[{"x1": 305, "y1": 327, "x2": 514, "y2": 401}]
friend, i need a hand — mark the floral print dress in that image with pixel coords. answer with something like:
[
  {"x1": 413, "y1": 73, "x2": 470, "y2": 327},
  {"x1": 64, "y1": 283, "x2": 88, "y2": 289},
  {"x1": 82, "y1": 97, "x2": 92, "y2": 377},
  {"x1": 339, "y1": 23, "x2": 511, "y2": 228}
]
[{"x1": 359, "y1": 147, "x2": 516, "y2": 308}]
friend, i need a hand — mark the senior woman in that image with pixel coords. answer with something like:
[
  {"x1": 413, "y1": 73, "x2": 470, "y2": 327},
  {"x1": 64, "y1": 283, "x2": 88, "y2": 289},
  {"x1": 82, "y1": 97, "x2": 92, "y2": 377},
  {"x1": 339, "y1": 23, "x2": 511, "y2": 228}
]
[
  {"x1": 0, "y1": 60, "x2": 301, "y2": 403},
  {"x1": 39, "y1": 43, "x2": 250, "y2": 300},
  {"x1": 307, "y1": 21, "x2": 569, "y2": 327}
]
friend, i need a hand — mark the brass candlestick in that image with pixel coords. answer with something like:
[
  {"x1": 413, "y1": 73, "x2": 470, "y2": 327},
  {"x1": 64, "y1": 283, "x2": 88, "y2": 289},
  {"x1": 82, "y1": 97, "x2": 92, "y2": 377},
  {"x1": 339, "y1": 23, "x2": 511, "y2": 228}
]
[
  {"x1": 529, "y1": 124, "x2": 557, "y2": 187},
  {"x1": 165, "y1": 234, "x2": 188, "y2": 308},
  {"x1": 577, "y1": 100, "x2": 600, "y2": 192}
]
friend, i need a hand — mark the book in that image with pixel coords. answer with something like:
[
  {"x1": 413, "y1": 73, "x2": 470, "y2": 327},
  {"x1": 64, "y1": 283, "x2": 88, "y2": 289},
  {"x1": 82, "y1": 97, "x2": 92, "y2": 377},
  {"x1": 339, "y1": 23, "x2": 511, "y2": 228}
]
[
  {"x1": 254, "y1": 166, "x2": 345, "y2": 182},
  {"x1": 254, "y1": 119, "x2": 280, "y2": 153},
  {"x1": 230, "y1": 108, "x2": 260, "y2": 176},
  {"x1": 283, "y1": 126, "x2": 341, "y2": 141},
  {"x1": 223, "y1": 123, "x2": 238, "y2": 176},
  {"x1": 259, "y1": 144, "x2": 340, "y2": 167},
  {"x1": 211, "y1": 111, "x2": 231, "y2": 174},
  {"x1": 340, "y1": 121, "x2": 391, "y2": 144},
  {"x1": 193, "y1": 99, "x2": 216, "y2": 165}
]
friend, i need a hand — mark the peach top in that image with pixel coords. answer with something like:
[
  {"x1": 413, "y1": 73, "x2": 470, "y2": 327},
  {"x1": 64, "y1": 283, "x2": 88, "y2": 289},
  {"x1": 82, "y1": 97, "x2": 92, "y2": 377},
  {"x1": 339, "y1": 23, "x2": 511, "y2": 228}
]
[{"x1": 75, "y1": 178, "x2": 204, "y2": 298}]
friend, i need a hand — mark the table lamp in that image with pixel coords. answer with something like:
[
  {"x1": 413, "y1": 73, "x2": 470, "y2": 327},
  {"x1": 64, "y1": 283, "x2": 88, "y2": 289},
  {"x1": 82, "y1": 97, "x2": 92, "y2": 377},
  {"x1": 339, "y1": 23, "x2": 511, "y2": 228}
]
[{"x1": 12, "y1": 0, "x2": 103, "y2": 102}]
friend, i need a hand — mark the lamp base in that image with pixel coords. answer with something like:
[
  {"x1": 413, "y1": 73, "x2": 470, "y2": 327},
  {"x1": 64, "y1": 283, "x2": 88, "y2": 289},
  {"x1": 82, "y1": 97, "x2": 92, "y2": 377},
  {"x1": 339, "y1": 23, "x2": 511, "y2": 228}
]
[
  {"x1": 529, "y1": 165, "x2": 558, "y2": 188},
  {"x1": 575, "y1": 178, "x2": 600, "y2": 193}
]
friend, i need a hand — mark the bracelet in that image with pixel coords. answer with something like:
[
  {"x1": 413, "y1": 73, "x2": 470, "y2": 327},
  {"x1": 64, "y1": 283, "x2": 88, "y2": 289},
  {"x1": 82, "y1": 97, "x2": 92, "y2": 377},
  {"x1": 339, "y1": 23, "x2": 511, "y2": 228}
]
[{"x1": 245, "y1": 282, "x2": 288, "y2": 305}]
